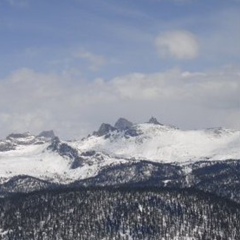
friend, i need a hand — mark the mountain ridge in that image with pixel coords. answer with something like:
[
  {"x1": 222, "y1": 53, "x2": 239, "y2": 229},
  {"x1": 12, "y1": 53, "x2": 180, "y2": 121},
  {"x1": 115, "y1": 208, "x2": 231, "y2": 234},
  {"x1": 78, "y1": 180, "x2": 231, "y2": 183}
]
[{"x1": 0, "y1": 117, "x2": 240, "y2": 202}]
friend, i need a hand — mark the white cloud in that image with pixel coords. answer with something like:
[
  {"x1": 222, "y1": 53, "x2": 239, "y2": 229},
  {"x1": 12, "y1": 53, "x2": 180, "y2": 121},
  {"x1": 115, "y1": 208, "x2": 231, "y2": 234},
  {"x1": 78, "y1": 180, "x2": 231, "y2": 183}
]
[
  {"x1": 155, "y1": 30, "x2": 199, "y2": 60},
  {"x1": 0, "y1": 67, "x2": 239, "y2": 139},
  {"x1": 74, "y1": 50, "x2": 106, "y2": 71}
]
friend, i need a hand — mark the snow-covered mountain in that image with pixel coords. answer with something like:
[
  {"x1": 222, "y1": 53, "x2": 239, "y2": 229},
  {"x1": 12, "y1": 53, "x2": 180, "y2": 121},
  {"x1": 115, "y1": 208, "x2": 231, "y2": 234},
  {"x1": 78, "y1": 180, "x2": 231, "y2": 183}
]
[
  {"x1": 0, "y1": 118, "x2": 240, "y2": 201},
  {"x1": 76, "y1": 117, "x2": 240, "y2": 163}
]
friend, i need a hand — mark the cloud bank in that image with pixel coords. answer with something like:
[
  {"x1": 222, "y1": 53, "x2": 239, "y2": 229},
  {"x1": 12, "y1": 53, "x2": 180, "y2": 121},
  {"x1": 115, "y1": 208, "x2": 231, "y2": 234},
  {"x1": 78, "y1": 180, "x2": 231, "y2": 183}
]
[{"x1": 0, "y1": 67, "x2": 239, "y2": 139}]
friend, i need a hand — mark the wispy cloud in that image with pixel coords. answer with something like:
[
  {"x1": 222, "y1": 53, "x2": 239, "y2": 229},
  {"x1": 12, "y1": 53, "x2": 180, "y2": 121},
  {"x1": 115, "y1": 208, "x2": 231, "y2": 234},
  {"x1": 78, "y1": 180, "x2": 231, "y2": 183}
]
[
  {"x1": 5, "y1": 0, "x2": 29, "y2": 7},
  {"x1": 73, "y1": 50, "x2": 107, "y2": 72},
  {"x1": 155, "y1": 30, "x2": 199, "y2": 60}
]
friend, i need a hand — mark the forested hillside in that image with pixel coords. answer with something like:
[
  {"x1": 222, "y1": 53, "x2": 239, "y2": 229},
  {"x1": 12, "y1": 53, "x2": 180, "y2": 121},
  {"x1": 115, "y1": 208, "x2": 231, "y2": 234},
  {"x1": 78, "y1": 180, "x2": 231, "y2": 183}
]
[{"x1": 0, "y1": 187, "x2": 239, "y2": 239}]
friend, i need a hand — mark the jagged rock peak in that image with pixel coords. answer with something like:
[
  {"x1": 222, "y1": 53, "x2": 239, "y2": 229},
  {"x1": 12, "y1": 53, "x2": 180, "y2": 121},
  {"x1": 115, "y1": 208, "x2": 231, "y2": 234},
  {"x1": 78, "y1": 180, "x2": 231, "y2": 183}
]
[
  {"x1": 147, "y1": 117, "x2": 162, "y2": 125},
  {"x1": 95, "y1": 123, "x2": 116, "y2": 137},
  {"x1": 38, "y1": 130, "x2": 55, "y2": 139},
  {"x1": 114, "y1": 118, "x2": 133, "y2": 131}
]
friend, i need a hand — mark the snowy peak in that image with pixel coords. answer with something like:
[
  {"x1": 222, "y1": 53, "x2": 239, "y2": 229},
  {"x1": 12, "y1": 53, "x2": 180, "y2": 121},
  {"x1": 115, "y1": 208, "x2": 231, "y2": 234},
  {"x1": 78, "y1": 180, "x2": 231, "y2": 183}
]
[
  {"x1": 78, "y1": 119, "x2": 240, "y2": 163},
  {"x1": 147, "y1": 117, "x2": 162, "y2": 125},
  {"x1": 5, "y1": 131, "x2": 55, "y2": 145},
  {"x1": 93, "y1": 117, "x2": 166, "y2": 139},
  {"x1": 6, "y1": 132, "x2": 36, "y2": 145},
  {"x1": 114, "y1": 118, "x2": 133, "y2": 131},
  {"x1": 38, "y1": 130, "x2": 55, "y2": 140},
  {"x1": 94, "y1": 123, "x2": 117, "y2": 137},
  {"x1": 0, "y1": 131, "x2": 56, "y2": 152}
]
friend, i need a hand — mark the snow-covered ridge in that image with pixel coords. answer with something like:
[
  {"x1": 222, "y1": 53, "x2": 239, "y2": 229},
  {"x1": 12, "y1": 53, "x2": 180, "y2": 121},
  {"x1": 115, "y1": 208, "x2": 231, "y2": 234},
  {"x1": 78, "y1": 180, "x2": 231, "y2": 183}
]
[
  {"x1": 0, "y1": 118, "x2": 240, "y2": 186},
  {"x1": 76, "y1": 118, "x2": 240, "y2": 163},
  {"x1": 0, "y1": 130, "x2": 55, "y2": 151},
  {"x1": 0, "y1": 129, "x2": 127, "y2": 184}
]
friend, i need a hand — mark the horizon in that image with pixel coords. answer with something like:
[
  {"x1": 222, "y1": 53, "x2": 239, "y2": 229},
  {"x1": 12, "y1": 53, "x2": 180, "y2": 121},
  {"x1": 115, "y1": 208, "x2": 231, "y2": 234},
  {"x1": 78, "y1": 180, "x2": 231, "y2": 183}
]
[{"x1": 1, "y1": 116, "x2": 239, "y2": 141}]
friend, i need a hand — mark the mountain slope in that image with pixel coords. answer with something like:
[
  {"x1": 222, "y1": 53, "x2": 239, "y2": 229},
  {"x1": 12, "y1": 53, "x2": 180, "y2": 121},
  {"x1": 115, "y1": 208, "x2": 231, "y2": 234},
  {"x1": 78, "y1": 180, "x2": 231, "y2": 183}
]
[
  {"x1": 75, "y1": 119, "x2": 240, "y2": 163},
  {"x1": 0, "y1": 118, "x2": 240, "y2": 199},
  {"x1": 0, "y1": 130, "x2": 127, "y2": 185}
]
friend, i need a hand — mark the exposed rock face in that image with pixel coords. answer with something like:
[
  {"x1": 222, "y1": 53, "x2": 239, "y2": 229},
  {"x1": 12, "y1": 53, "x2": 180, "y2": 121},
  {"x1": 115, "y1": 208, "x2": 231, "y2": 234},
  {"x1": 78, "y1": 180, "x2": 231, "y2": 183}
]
[
  {"x1": 38, "y1": 130, "x2": 55, "y2": 139},
  {"x1": 93, "y1": 119, "x2": 136, "y2": 138},
  {"x1": 47, "y1": 137, "x2": 83, "y2": 169},
  {"x1": 114, "y1": 118, "x2": 133, "y2": 131},
  {"x1": 95, "y1": 123, "x2": 116, "y2": 137},
  {"x1": 148, "y1": 117, "x2": 162, "y2": 125},
  {"x1": 0, "y1": 141, "x2": 15, "y2": 152},
  {"x1": 70, "y1": 157, "x2": 84, "y2": 169},
  {"x1": 47, "y1": 137, "x2": 61, "y2": 151},
  {"x1": 48, "y1": 137, "x2": 79, "y2": 159},
  {"x1": 125, "y1": 128, "x2": 141, "y2": 137}
]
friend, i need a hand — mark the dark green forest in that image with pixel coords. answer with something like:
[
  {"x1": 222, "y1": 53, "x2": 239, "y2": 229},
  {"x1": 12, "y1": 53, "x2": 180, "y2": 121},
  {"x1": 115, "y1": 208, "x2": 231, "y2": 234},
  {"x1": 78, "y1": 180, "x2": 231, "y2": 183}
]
[{"x1": 0, "y1": 187, "x2": 239, "y2": 240}]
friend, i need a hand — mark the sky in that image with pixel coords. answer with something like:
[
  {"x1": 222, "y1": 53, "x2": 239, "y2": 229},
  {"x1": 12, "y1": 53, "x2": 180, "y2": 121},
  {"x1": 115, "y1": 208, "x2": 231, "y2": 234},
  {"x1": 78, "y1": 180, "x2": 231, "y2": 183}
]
[{"x1": 0, "y1": 0, "x2": 240, "y2": 139}]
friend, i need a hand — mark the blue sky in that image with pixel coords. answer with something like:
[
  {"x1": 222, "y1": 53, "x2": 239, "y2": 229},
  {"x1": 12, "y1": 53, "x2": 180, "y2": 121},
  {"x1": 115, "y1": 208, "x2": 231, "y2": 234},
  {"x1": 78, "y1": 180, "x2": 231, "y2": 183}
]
[
  {"x1": 1, "y1": 0, "x2": 239, "y2": 78},
  {"x1": 0, "y1": 0, "x2": 240, "y2": 138}
]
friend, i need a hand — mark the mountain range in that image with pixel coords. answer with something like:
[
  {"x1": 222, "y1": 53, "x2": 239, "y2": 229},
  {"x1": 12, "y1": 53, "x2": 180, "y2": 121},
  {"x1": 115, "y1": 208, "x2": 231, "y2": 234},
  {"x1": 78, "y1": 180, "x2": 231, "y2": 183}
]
[
  {"x1": 0, "y1": 117, "x2": 240, "y2": 202},
  {"x1": 1, "y1": 117, "x2": 240, "y2": 239}
]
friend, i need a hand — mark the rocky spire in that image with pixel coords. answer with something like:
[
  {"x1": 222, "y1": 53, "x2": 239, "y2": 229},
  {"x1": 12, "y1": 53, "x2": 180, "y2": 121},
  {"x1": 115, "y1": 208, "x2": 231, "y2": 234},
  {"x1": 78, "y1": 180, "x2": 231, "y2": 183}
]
[
  {"x1": 148, "y1": 117, "x2": 162, "y2": 125},
  {"x1": 114, "y1": 118, "x2": 133, "y2": 131},
  {"x1": 38, "y1": 130, "x2": 55, "y2": 139},
  {"x1": 95, "y1": 123, "x2": 116, "y2": 137}
]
